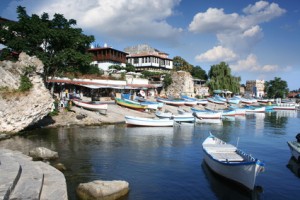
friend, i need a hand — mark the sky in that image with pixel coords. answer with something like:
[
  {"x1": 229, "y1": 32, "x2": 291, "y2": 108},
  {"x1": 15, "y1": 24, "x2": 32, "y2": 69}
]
[{"x1": 0, "y1": 0, "x2": 299, "y2": 90}]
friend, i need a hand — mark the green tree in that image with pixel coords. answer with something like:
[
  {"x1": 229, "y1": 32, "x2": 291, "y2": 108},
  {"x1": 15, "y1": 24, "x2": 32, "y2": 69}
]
[
  {"x1": 162, "y1": 73, "x2": 172, "y2": 90},
  {"x1": 265, "y1": 77, "x2": 289, "y2": 98},
  {"x1": 207, "y1": 62, "x2": 240, "y2": 94},
  {"x1": 108, "y1": 65, "x2": 123, "y2": 71},
  {"x1": 191, "y1": 65, "x2": 208, "y2": 80},
  {"x1": 0, "y1": 6, "x2": 95, "y2": 78},
  {"x1": 173, "y1": 56, "x2": 193, "y2": 72},
  {"x1": 125, "y1": 63, "x2": 135, "y2": 72}
]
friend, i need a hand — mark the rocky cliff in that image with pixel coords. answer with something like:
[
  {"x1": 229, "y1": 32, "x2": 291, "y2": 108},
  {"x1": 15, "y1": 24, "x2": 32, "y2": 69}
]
[{"x1": 0, "y1": 53, "x2": 53, "y2": 133}]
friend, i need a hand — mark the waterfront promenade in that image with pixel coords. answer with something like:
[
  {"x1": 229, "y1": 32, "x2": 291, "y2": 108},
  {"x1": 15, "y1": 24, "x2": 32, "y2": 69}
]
[{"x1": 0, "y1": 149, "x2": 68, "y2": 200}]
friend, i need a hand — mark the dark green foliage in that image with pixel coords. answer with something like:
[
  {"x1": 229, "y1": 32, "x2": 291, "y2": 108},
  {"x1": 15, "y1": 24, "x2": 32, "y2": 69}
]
[
  {"x1": 109, "y1": 65, "x2": 123, "y2": 71},
  {"x1": 173, "y1": 56, "x2": 193, "y2": 72},
  {"x1": 78, "y1": 64, "x2": 102, "y2": 75},
  {"x1": 108, "y1": 63, "x2": 136, "y2": 72},
  {"x1": 22, "y1": 65, "x2": 36, "y2": 75},
  {"x1": 125, "y1": 63, "x2": 135, "y2": 72},
  {"x1": 191, "y1": 66, "x2": 208, "y2": 80},
  {"x1": 173, "y1": 56, "x2": 208, "y2": 80},
  {"x1": 163, "y1": 73, "x2": 172, "y2": 90},
  {"x1": 141, "y1": 71, "x2": 161, "y2": 78},
  {"x1": 0, "y1": 6, "x2": 94, "y2": 77},
  {"x1": 19, "y1": 75, "x2": 32, "y2": 91},
  {"x1": 207, "y1": 62, "x2": 240, "y2": 94},
  {"x1": 265, "y1": 77, "x2": 289, "y2": 98}
]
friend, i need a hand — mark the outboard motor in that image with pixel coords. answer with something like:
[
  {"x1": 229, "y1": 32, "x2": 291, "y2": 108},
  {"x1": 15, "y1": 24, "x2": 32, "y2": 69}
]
[{"x1": 296, "y1": 133, "x2": 300, "y2": 143}]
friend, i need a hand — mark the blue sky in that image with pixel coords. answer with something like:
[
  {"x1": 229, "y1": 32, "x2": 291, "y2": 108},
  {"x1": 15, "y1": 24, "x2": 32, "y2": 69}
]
[{"x1": 1, "y1": 0, "x2": 299, "y2": 90}]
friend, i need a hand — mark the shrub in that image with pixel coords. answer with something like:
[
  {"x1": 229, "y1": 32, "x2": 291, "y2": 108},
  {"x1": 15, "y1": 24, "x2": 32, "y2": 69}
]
[{"x1": 18, "y1": 75, "x2": 33, "y2": 91}]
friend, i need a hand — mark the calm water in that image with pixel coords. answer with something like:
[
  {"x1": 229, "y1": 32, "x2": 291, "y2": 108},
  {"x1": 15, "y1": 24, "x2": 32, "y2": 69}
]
[{"x1": 0, "y1": 110, "x2": 300, "y2": 200}]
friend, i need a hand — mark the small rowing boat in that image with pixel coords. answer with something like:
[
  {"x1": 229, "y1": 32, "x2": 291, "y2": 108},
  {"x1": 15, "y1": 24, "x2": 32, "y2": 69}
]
[
  {"x1": 72, "y1": 99, "x2": 108, "y2": 113},
  {"x1": 125, "y1": 116, "x2": 174, "y2": 127},
  {"x1": 202, "y1": 133, "x2": 265, "y2": 190}
]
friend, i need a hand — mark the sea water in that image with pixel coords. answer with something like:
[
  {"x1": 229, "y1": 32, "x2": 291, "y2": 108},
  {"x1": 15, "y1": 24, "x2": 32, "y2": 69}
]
[{"x1": 0, "y1": 110, "x2": 299, "y2": 200}]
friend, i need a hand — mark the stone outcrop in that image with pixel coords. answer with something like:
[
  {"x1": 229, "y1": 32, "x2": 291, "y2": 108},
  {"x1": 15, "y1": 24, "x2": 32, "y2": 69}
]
[
  {"x1": 76, "y1": 180, "x2": 129, "y2": 200},
  {"x1": 0, "y1": 52, "x2": 53, "y2": 133},
  {"x1": 164, "y1": 71, "x2": 194, "y2": 98}
]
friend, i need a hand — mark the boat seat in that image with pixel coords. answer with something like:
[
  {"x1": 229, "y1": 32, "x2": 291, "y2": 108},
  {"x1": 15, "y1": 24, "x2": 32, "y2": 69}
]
[
  {"x1": 209, "y1": 152, "x2": 244, "y2": 162},
  {"x1": 204, "y1": 144, "x2": 237, "y2": 152}
]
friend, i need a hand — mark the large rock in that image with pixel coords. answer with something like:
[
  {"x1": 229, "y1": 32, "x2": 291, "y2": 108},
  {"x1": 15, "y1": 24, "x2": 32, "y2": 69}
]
[
  {"x1": 29, "y1": 147, "x2": 58, "y2": 160},
  {"x1": 0, "y1": 52, "x2": 54, "y2": 133},
  {"x1": 76, "y1": 180, "x2": 129, "y2": 200}
]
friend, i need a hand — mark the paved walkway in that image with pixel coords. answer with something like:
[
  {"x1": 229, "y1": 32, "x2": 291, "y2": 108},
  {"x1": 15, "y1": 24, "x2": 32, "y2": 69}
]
[{"x1": 0, "y1": 149, "x2": 68, "y2": 200}]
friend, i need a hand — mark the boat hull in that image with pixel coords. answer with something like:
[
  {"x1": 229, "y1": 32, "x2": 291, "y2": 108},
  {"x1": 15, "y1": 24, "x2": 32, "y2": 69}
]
[
  {"x1": 72, "y1": 99, "x2": 108, "y2": 111},
  {"x1": 115, "y1": 98, "x2": 147, "y2": 111},
  {"x1": 194, "y1": 112, "x2": 222, "y2": 119},
  {"x1": 155, "y1": 111, "x2": 195, "y2": 122},
  {"x1": 125, "y1": 116, "x2": 174, "y2": 127},
  {"x1": 202, "y1": 134, "x2": 264, "y2": 190},
  {"x1": 156, "y1": 97, "x2": 186, "y2": 106},
  {"x1": 287, "y1": 141, "x2": 300, "y2": 161},
  {"x1": 273, "y1": 103, "x2": 297, "y2": 110},
  {"x1": 203, "y1": 152, "x2": 262, "y2": 190}
]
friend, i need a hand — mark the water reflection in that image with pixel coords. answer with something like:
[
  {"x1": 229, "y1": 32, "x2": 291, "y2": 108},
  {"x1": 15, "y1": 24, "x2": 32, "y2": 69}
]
[
  {"x1": 275, "y1": 110, "x2": 298, "y2": 118},
  {"x1": 264, "y1": 111, "x2": 289, "y2": 131},
  {"x1": 202, "y1": 161, "x2": 263, "y2": 200},
  {"x1": 287, "y1": 157, "x2": 300, "y2": 178}
]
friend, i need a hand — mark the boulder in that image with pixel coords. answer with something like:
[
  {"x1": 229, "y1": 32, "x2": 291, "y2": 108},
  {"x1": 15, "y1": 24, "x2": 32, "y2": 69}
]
[
  {"x1": 76, "y1": 180, "x2": 129, "y2": 200},
  {"x1": 29, "y1": 147, "x2": 58, "y2": 160}
]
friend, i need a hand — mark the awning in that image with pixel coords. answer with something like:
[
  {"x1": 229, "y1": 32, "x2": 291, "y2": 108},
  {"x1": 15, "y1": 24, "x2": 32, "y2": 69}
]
[{"x1": 80, "y1": 85, "x2": 125, "y2": 89}]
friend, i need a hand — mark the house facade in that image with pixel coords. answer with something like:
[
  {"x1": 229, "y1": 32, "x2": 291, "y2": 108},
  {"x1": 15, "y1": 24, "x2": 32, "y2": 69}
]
[
  {"x1": 245, "y1": 80, "x2": 265, "y2": 97},
  {"x1": 88, "y1": 45, "x2": 128, "y2": 71},
  {"x1": 124, "y1": 44, "x2": 173, "y2": 72}
]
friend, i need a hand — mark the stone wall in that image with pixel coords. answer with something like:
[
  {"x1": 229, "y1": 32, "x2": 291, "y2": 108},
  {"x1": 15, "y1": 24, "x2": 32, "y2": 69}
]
[
  {"x1": 0, "y1": 53, "x2": 53, "y2": 133},
  {"x1": 164, "y1": 71, "x2": 194, "y2": 98}
]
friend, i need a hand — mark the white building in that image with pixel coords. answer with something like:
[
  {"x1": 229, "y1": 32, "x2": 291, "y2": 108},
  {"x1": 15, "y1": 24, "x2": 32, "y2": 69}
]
[
  {"x1": 245, "y1": 80, "x2": 265, "y2": 97},
  {"x1": 125, "y1": 44, "x2": 173, "y2": 72}
]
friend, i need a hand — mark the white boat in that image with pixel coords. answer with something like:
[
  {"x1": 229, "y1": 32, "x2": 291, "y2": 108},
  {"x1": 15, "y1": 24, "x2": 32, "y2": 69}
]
[
  {"x1": 181, "y1": 95, "x2": 208, "y2": 105},
  {"x1": 155, "y1": 111, "x2": 195, "y2": 122},
  {"x1": 244, "y1": 106, "x2": 266, "y2": 113},
  {"x1": 193, "y1": 111, "x2": 222, "y2": 119},
  {"x1": 287, "y1": 134, "x2": 300, "y2": 161},
  {"x1": 221, "y1": 109, "x2": 236, "y2": 116},
  {"x1": 197, "y1": 99, "x2": 208, "y2": 105},
  {"x1": 135, "y1": 97, "x2": 164, "y2": 109},
  {"x1": 196, "y1": 118, "x2": 223, "y2": 124},
  {"x1": 184, "y1": 99, "x2": 198, "y2": 106},
  {"x1": 273, "y1": 103, "x2": 298, "y2": 111},
  {"x1": 125, "y1": 116, "x2": 174, "y2": 127},
  {"x1": 202, "y1": 133, "x2": 265, "y2": 190},
  {"x1": 227, "y1": 96, "x2": 241, "y2": 104},
  {"x1": 228, "y1": 106, "x2": 246, "y2": 115},
  {"x1": 207, "y1": 97, "x2": 226, "y2": 105},
  {"x1": 156, "y1": 97, "x2": 186, "y2": 106},
  {"x1": 240, "y1": 97, "x2": 257, "y2": 105},
  {"x1": 72, "y1": 99, "x2": 108, "y2": 112},
  {"x1": 123, "y1": 98, "x2": 160, "y2": 110}
]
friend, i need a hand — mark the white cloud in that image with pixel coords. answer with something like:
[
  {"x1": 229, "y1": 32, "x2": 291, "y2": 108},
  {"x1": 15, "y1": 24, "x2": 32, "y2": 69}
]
[
  {"x1": 230, "y1": 54, "x2": 292, "y2": 73},
  {"x1": 188, "y1": 8, "x2": 240, "y2": 33},
  {"x1": 189, "y1": 1, "x2": 285, "y2": 62},
  {"x1": 195, "y1": 46, "x2": 237, "y2": 62},
  {"x1": 25, "y1": 0, "x2": 183, "y2": 42},
  {"x1": 243, "y1": 1, "x2": 286, "y2": 23}
]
